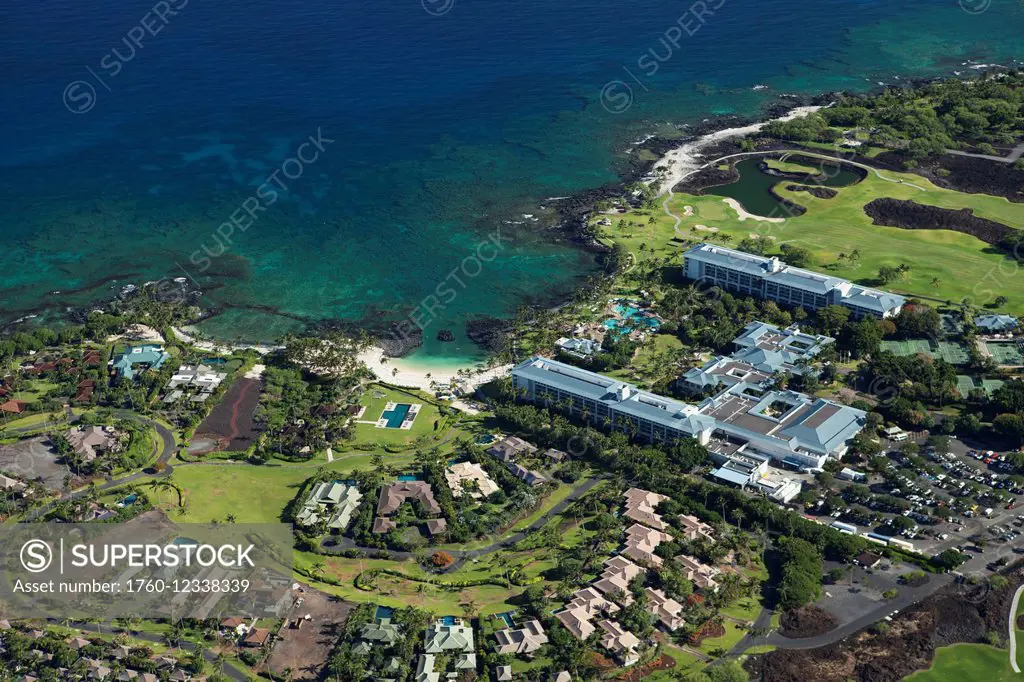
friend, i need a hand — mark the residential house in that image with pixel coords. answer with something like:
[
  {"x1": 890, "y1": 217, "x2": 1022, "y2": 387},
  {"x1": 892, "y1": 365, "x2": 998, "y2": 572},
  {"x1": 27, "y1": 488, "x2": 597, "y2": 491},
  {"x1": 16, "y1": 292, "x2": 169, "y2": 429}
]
[
  {"x1": 486, "y1": 435, "x2": 537, "y2": 462},
  {"x1": 543, "y1": 448, "x2": 569, "y2": 464},
  {"x1": 0, "y1": 474, "x2": 26, "y2": 494},
  {"x1": 592, "y1": 556, "x2": 644, "y2": 604},
  {"x1": 242, "y1": 628, "x2": 272, "y2": 648},
  {"x1": 295, "y1": 481, "x2": 363, "y2": 531},
  {"x1": 554, "y1": 587, "x2": 620, "y2": 641},
  {"x1": 445, "y1": 461, "x2": 500, "y2": 499},
  {"x1": 422, "y1": 618, "x2": 476, "y2": 676},
  {"x1": 110, "y1": 345, "x2": 170, "y2": 380},
  {"x1": 493, "y1": 619, "x2": 548, "y2": 655},
  {"x1": 373, "y1": 480, "x2": 444, "y2": 534},
  {"x1": 1, "y1": 400, "x2": 28, "y2": 414},
  {"x1": 506, "y1": 461, "x2": 548, "y2": 487},
  {"x1": 65, "y1": 425, "x2": 120, "y2": 462}
]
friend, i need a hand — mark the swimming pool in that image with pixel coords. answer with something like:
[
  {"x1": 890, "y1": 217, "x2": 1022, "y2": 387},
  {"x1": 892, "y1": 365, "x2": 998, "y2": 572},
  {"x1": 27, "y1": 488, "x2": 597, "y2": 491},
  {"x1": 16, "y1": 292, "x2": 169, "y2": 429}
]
[
  {"x1": 380, "y1": 403, "x2": 411, "y2": 428},
  {"x1": 375, "y1": 605, "x2": 395, "y2": 620},
  {"x1": 497, "y1": 611, "x2": 516, "y2": 628},
  {"x1": 398, "y1": 474, "x2": 419, "y2": 482},
  {"x1": 441, "y1": 616, "x2": 458, "y2": 626}
]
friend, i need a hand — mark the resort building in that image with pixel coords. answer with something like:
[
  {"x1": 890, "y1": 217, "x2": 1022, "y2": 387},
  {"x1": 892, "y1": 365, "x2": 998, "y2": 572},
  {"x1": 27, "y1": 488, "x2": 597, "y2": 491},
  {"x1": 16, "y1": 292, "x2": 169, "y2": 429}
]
[
  {"x1": 511, "y1": 357, "x2": 717, "y2": 445},
  {"x1": 622, "y1": 487, "x2": 669, "y2": 530},
  {"x1": 683, "y1": 243, "x2": 906, "y2": 318},
  {"x1": 445, "y1": 461, "x2": 499, "y2": 499},
  {"x1": 644, "y1": 587, "x2": 685, "y2": 631},
  {"x1": 373, "y1": 480, "x2": 444, "y2": 534},
  {"x1": 512, "y1": 356, "x2": 865, "y2": 471},
  {"x1": 295, "y1": 481, "x2": 363, "y2": 530},
  {"x1": 677, "y1": 514, "x2": 716, "y2": 543},
  {"x1": 110, "y1": 344, "x2": 170, "y2": 380},
  {"x1": 674, "y1": 554, "x2": 720, "y2": 591},
  {"x1": 597, "y1": 619, "x2": 640, "y2": 666},
  {"x1": 622, "y1": 523, "x2": 672, "y2": 567},
  {"x1": 493, "y1": 619, "x2": 548, "y2": 655},
  {"x1": 728, "y1": 321, "x2": 834, "y2": 373},
  {"x1": 593, "y1": 556, "x2": 645, "y2": 603},
  {"x1": 974, "y1": 314, "x2": 1019, "y2": 334},
  {"x1": 556, "y1": 336, "x2": 602, "y2": 358}
]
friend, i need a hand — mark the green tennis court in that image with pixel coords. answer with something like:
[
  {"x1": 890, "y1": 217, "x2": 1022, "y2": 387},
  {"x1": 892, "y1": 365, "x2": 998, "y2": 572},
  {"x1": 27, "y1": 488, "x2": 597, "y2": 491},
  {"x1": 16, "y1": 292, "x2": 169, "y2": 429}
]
[{"x1": 987, "y1": 342, "x2": 1024, "y2": 365}]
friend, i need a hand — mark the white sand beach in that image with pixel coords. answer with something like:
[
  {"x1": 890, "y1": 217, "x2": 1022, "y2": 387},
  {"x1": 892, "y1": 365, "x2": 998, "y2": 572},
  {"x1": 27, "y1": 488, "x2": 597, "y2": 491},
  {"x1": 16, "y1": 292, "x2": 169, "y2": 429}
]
[
  {"x1": 649, "y1": 105, "x2": 822, "y2": 196},
  {"x1": 357, "y1": 345, "x2": 511, "y2": 393}
]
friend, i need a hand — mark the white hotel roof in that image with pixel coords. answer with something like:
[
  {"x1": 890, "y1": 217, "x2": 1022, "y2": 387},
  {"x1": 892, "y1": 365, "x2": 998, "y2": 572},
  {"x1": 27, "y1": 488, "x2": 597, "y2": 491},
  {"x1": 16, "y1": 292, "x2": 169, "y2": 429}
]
[{"x1": 513, "y1": 357, "x2": 717, "y2": 434}]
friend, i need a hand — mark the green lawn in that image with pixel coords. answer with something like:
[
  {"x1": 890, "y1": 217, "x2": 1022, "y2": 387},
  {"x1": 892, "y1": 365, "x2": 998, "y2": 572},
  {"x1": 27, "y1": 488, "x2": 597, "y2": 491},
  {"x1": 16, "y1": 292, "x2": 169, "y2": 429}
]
[
  {"x1": 149, "y1": 464, "x2": 312, "y2": 524},
  {"x1": 347, "y1": 384, "x2": 446, "y2": 450},
  {"x1": 600, "y1": 158, "x2": 1024, "y2": 315},
  {"x1": 699, "y1": 621, "x2": 748, "y2": 655},
  {"x1": 903, "y1": 643, "x2": 1017, "y2": 682}
]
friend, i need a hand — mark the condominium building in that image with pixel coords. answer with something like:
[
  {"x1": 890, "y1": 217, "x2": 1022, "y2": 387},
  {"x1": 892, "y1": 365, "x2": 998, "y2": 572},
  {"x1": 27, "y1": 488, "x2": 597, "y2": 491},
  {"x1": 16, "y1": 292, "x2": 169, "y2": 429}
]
[{"x1": 683, "y1": 243, "x2": 905, "y2": 318}]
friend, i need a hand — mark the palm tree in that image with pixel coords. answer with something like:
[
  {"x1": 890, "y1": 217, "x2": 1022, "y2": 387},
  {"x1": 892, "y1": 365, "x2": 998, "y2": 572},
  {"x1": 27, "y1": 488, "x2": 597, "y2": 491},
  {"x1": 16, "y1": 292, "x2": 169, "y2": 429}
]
[{"x1": 733, "y1": 508, "x2": 746, "y2": 531}]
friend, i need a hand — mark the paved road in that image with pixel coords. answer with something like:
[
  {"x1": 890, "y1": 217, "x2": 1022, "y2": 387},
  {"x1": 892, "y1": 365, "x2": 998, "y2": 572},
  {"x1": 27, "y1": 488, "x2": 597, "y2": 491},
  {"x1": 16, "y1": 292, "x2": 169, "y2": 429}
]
[
  {"x1": 23, "y1": 412, "x2": 177, "y2": 521},
  {"x1": 946, "y1": 142, "x2": 1024, "y2": 164},
  {"x1": 320, "y1": 475, "x2": 605, "y2": 563},
  {"x1": 721, "y1": 530, "x2": 1024, "y2": 659},
  {"x1": 69, "y1": 621, "x2": 250, "y2": 681}
]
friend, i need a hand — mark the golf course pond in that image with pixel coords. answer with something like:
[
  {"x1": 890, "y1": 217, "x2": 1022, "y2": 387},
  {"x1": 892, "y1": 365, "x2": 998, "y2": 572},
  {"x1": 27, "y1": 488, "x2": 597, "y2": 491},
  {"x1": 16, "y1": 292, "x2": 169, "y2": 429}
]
[{"x1": 705, "y1": 156, "x2": 866, "y2": 217}]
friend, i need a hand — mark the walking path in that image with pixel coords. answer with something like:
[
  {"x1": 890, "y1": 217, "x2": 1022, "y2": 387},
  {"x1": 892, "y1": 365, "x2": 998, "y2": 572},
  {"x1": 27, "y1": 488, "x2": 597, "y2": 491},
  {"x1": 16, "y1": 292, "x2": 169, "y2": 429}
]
[
  {"x1": 1010, "y1": 584, "x2": 1023, "y2": 673},
  {"x1": 946, "y1": 142, "x2": 1024, "y2": 164}
]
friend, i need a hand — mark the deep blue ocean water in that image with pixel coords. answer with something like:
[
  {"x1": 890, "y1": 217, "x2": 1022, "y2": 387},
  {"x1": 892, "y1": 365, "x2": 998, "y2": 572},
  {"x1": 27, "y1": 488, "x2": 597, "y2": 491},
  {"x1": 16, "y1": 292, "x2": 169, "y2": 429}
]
[{"x1": 2, "y1": 0, "x2": 1022, "y2": 361}]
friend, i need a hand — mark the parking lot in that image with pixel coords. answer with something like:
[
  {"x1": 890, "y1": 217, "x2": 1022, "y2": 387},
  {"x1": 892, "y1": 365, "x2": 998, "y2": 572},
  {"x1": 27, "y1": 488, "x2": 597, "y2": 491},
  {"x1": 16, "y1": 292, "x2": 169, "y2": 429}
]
[
  {"x1": 0, "y1": 435, "x2": 68, "y2": 490},
  {"x1": 801, "y1": 435, "x2": 1022, "y2": 560}
]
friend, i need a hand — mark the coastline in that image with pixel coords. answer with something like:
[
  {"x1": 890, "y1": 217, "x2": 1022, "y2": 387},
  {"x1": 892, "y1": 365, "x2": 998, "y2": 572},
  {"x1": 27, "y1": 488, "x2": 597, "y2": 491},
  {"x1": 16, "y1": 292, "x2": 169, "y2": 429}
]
[{"x1": 647, "y1": 105, "x2": 823, "y2": 196}]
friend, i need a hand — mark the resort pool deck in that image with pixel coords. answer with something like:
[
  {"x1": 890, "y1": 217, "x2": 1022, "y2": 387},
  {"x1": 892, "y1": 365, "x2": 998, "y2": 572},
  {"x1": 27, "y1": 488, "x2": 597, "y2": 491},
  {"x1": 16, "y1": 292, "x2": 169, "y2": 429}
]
[
  {"x1": 376, "y1": 401, "x2": 421, "y2": 429},
  {"x1": 603, "y1": 301, "x2": 662, "y2": 332}
]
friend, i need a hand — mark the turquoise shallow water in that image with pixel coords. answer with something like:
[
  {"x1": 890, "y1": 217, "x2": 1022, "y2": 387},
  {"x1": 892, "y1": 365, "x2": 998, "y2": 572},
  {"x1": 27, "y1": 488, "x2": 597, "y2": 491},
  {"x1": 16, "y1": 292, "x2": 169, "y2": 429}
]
[{"x1": 1, "y1": 0, "x2": 1022, "y2": 362}]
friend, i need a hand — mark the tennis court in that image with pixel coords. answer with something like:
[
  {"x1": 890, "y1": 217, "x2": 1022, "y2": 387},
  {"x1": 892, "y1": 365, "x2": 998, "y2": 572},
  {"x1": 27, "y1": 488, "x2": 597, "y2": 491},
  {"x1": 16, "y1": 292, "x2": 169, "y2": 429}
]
[
  {"x1": 956, "y1": 375, "x2": 976, "y2": 398},
  {"x1": 980, "y1": 379, "x2": 1005, "y2": 395},
  {"x1": 880, "y1": 339, "x2": 932, "y2": 356},
  {"x1": 879, "y1": 339, "x2": 970, "y2": 364},
  {"x1": 987, "y1": 342, "x2": 1024, "y2": 365},
  {"x1": 934, "y1": 341, "x2": 971, "y2": 365}
]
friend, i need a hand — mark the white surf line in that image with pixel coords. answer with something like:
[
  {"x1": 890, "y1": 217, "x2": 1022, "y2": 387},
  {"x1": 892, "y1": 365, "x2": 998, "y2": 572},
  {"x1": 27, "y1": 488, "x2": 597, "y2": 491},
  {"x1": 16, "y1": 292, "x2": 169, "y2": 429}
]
[{"x1": 1010, "y1": 584, "x2": 1023, "y2": 673}]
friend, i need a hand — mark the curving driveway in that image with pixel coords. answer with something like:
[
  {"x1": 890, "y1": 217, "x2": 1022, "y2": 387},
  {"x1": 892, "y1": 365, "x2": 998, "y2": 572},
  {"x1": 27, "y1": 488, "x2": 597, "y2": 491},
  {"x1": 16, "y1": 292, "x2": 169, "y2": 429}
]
[{"x1": 23, "y1": 412, "x2": 177, "y2": 521}]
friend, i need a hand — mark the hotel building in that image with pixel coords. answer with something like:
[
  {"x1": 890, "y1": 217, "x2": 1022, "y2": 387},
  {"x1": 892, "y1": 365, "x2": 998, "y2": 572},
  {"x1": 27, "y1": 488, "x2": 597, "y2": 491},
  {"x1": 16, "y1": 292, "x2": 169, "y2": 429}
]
[{"x1": 683, "y1": 243, "x2": 905, "y2": 319}]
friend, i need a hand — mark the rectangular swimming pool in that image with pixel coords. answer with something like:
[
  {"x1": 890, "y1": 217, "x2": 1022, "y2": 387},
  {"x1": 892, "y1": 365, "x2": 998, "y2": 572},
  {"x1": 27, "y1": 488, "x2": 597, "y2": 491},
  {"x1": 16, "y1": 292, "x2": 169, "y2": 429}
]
[{"x1": 380, "y1": 403, "x2": 411, "y2": 428}]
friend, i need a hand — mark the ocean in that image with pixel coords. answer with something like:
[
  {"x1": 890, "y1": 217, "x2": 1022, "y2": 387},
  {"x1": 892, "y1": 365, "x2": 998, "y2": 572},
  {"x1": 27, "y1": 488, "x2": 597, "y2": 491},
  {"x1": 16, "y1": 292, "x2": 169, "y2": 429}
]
[{"x1": 2, "y1": 0, "x2": 1022, "y2": 363}]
